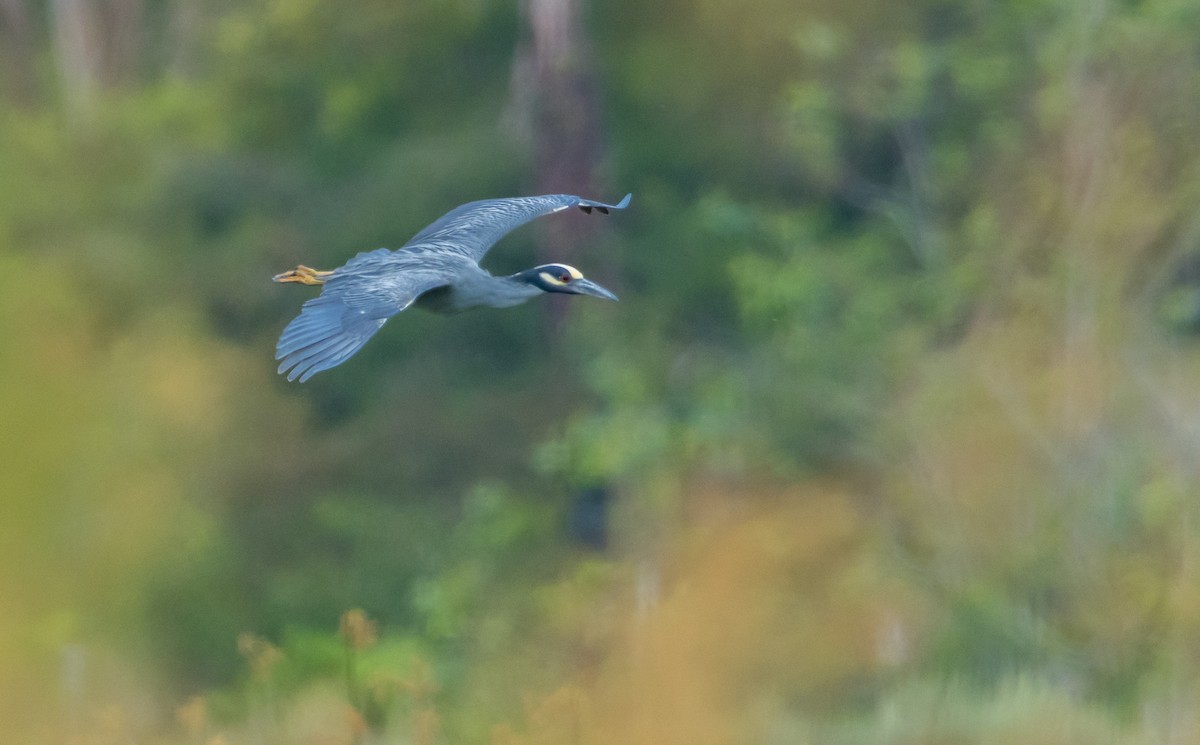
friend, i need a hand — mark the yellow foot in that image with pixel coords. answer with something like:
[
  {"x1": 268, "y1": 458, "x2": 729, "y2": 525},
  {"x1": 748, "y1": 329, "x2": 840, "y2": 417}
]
[{"x1": 273, "y1": 265, "x2": 334, "y2": 285}]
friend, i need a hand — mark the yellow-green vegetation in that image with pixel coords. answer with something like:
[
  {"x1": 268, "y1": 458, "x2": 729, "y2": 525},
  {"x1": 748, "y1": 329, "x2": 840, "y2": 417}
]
[{"x1": 3, "y1": 0, "x2": 1200, "y2": 742}]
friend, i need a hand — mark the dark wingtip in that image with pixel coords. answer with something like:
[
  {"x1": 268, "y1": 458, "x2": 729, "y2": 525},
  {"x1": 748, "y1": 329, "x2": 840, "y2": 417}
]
[{"x1": 577, "y1": 193, "x2": 631, "y2": 215}]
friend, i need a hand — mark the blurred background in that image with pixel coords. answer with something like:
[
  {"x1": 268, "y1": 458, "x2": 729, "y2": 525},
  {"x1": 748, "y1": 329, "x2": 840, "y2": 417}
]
[{"x1": 3, "y1": 0, "x2": 1200, "y2": 742}]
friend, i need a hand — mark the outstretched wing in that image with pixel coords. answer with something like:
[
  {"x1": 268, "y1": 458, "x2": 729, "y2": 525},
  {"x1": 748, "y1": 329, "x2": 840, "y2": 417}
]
[
  {"x1": 404, "y1": 193, "x2": 632, "y2": 262},
  {"x1": 275, "y1": 254, "x2": 450, "y2": 383}
]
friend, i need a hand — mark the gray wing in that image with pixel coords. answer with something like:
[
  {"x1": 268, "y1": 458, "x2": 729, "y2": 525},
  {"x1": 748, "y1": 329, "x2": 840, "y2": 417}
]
[
  {"x1": 404, "y1": 193, "x2": 632, "y2": 262},
  {"x1": 275, "y1": 251, "x2": 451, "y2": 382}
]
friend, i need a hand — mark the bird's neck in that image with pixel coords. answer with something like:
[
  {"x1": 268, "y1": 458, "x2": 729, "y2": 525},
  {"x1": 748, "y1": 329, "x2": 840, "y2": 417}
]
[
  {"x1": 491, "y1": 274, "x2": 544, "y2": 307},
  {"x1": 426, "y1": 272, "x2": 541, "y2": 312}
]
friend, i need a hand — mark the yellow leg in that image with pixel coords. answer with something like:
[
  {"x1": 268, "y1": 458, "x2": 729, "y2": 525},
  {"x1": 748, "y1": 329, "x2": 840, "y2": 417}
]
[{"x1": 273, "y1": 265, "x2": 334, "y2": 285}]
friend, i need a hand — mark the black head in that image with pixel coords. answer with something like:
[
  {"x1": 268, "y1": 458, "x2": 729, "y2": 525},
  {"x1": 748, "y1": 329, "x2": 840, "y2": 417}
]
[{"x1": 517, "y1": 263, "x2": 619, "y2": 301}]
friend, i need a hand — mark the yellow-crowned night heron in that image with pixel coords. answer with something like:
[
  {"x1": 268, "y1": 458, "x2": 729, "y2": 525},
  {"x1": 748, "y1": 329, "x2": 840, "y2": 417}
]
[{"x1": 273, "y1": 193, "x2": 630, "y2": 382}]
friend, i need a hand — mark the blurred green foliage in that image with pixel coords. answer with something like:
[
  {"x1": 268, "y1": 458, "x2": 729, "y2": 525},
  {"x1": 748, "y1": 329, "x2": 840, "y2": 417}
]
[{"x1": 3, "y1": 0, "x2": 1200, "y2": 742}]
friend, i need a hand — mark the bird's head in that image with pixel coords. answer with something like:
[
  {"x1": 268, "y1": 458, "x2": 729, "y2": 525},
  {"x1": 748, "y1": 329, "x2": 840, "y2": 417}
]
[{"x1": 516, "y1": 263, "x2": 619, "y2": 301}]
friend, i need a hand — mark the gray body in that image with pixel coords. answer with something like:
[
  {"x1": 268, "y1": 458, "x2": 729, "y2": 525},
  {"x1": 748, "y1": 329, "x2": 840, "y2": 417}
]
[{"x1": 275, "y1": 193, "x2": 630, "y2": 382}]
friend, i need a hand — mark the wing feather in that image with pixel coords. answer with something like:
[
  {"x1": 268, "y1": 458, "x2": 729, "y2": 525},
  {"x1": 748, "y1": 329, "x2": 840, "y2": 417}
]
[
  {"x1": 404, "y1": 193, "x2": 631, "y2": 261},
  {"x1": 274, "y1": 257, "x2": 449, "y2": 382}
]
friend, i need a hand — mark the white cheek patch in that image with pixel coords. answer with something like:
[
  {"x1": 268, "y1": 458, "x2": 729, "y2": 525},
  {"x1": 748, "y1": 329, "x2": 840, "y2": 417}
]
[{"x1": 539, "y1": 271, "x2": 566, "y2": 286}]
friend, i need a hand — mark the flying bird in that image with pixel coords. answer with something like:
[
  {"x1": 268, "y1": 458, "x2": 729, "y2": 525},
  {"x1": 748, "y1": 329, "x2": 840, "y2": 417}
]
[{"x1": 273, "y1": 193, "x2": 630, "y2": 382}]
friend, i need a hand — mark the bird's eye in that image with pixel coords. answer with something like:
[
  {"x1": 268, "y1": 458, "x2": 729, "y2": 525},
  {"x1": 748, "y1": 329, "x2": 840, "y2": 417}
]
[{"x1": 559, "y1": 274, "x2": 571, "y2": 283}]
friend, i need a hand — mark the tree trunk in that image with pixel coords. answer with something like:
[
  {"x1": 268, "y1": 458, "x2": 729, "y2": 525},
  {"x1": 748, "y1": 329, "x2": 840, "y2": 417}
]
[
  {"x1": 49, "y1": 0, "x2": 143, "y2": 119},
  {"x1": 0, "y1": 0, "x2": 36, "y2": 101},
  {"x1": 509, "y1": 0, "x2": 609, "y2": 323}
]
